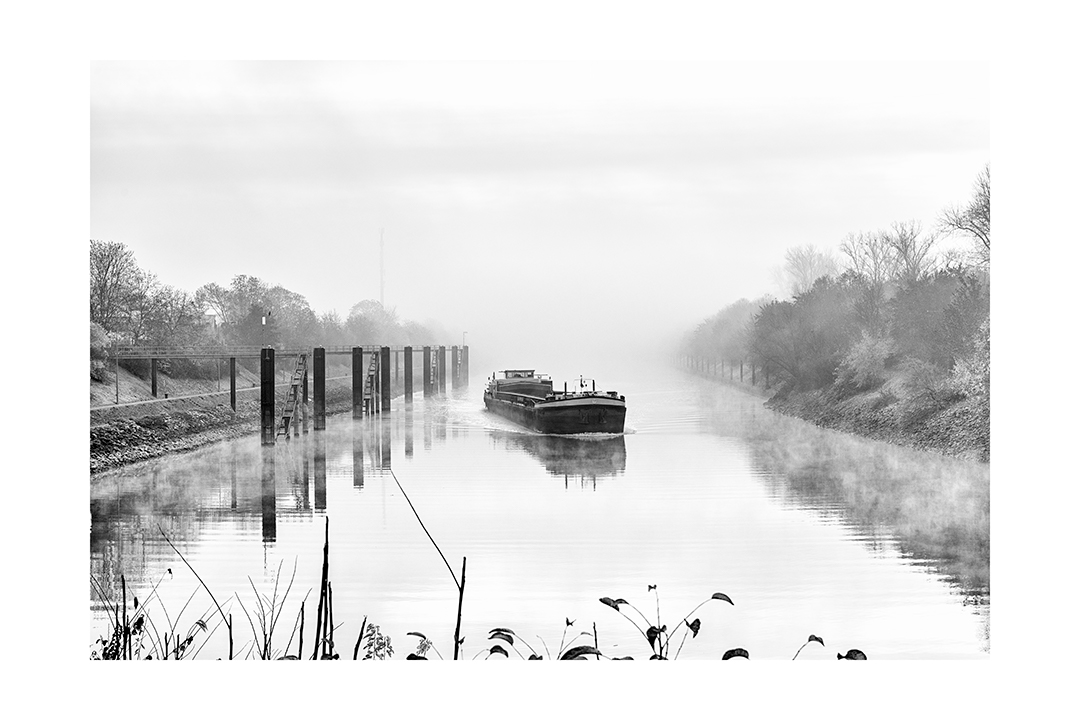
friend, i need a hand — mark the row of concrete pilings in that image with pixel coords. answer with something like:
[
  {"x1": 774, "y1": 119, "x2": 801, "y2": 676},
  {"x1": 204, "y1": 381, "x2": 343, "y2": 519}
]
[{"x1": 260, "y1": 344, "x2": 469, "y2": 446}]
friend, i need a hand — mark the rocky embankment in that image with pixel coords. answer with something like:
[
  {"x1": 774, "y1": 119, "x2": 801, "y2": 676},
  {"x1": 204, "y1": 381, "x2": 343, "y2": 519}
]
[
  {"x1": 90, "y1": 383, "x2": 356, "y2": 475},
  {"x1": 765, "y1": 388, "x2": 989, "y2": 463}
]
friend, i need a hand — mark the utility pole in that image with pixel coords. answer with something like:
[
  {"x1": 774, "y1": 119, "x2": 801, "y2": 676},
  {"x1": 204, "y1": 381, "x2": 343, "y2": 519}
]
[{"x1": 380, "y1": 228, "x2": 385, "y2": 307}]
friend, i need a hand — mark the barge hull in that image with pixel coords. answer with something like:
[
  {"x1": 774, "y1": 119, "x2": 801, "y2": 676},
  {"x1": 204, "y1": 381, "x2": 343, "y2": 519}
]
[{"x1": 484, "y1": 396, "x2": 626, "y2": 434}]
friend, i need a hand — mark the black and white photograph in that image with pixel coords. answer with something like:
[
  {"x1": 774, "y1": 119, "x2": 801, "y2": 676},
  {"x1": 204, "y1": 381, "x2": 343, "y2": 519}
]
[{"x1": 15, "y1": 1, "x2": 1071, "y2": 713}]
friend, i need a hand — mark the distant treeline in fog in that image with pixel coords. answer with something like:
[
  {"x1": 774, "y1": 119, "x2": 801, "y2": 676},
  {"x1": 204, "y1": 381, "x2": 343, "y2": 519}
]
[
  {"x1": 89, "y1": 245, "x2": 443, "y2": 380},
  {"x1": 684, "y1": 165, "x2": 990, "y2": 406}
]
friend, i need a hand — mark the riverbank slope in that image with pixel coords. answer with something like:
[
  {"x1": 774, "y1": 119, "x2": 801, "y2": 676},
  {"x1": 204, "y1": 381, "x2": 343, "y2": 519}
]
[
  {"x1": 90, "y1": 363, "x2": 358, "y2": 476},
  {"x1": 764, "y1": 382, "x2": 989, "y2": 464},
  {"x1": 690, "y1": 370, "x2": 988, "y2": 463}
]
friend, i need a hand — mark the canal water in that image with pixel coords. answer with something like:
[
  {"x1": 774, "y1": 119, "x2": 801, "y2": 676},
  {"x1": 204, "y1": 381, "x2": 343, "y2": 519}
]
[{"x1": 89, "y1": 365, "x2": 989, "y2": 660}]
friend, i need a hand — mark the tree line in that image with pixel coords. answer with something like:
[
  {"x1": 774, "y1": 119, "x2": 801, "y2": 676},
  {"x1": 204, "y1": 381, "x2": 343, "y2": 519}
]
[
  {"x1": 90, "y1": 242, "x2": 443, "y2": 380},
  {"x1": 683, "y1": 165, "x2": 990, "y2": 407}
]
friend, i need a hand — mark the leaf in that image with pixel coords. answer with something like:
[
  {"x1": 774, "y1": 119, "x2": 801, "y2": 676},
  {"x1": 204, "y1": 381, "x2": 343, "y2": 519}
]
[
  {"x1": 406, "y1": 653, "x2": 428, "y2": 660},
  {"x1": 407, "y1": 631, "x2": 428, "y2": 640},
  {"x1": 559, "y1": 645, "x2": 601, "y2": 661},
  {"x1": 808, "y1": 634, "x2": 824, "y2": 646},
  {"x1": 528, "y1": 654, "x2": 543, "y2": 660},
  {"x1": 685, "y1": 618, "x2": 701, "y2": 638},
  {"x1": 612, "y1": 656, "x2": 635, "y2": 660},
  {"x1": 649, "y1": 654, "x2": 665, "y2": 660},
  {"x1": 614, "y1": 599, "x2": 628, "y2": 606},
  {"x1": 195, "y1": 619, "x2": 208, "y2": 632},
  {"x1": 488, "y1": 645, "x2": 509, "y2": 658},
  {"x1": 489, "y1": 627, "x2": 514, "y2": 635},
  {"x1": 722, "y1": 648, "x2": 750, "y2": 660},
  {"x1": 648, "y1": 584, "x2": 657, "y2": 591},
  {"x1": 566, "y1": 617, "x2": 575, "y2": 627},
  {"x1": 646, "y1": 626, "x2": 660, "y2": 650},
  {"x1": 489, "y1": 631, "x2": 514, "y2": 645},
  {"x1": 711, "y1": 592, "x2": 734, "y2": 605},
  {"x1": 837, "y1": 649, "x2": 867, "y2": 660},
  {"x1": 599, "y1": 597, "x2": 621, "y2": 612}
]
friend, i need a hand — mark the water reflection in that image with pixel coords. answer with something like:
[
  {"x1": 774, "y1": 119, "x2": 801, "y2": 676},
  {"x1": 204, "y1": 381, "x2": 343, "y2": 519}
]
[
  {"x1": 260, "y1": 447, "x2": 276, "y2": 543},
  {"x1": 90, "y1": 374, "x2": 990, "y2": 658},
  {"x1": 380, "y1": 418, "x2": 392, "y2": 469},
  {"x1": 314, "y1": 432, "x2": 327, "y2": 510},
  {"x1": 501, "y1": 432, "x2": 627, "y2": 488},
  {"x1": 692, "y1": 381, "x2": 990, "y2": 649},
  {"x1": 352, "y1": 423, "x2": 364, "y2": 489}
]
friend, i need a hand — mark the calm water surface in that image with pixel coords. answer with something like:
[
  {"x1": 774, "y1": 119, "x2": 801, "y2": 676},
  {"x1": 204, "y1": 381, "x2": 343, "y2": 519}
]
[{"x1": 89, "y1": 367, "x2": 989, "y2": 660}]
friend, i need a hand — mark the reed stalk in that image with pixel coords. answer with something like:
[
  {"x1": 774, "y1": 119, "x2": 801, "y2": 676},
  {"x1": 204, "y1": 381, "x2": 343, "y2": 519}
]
[
  {"x1": 353, "y1": 616, "x2": 368, "y2": 660},
  {"x1": 452, "y1": 556, "x2": 467, "y2": 660},
  {"x1": 158, "y1": 526, "x2": 234, "y2": 659}
]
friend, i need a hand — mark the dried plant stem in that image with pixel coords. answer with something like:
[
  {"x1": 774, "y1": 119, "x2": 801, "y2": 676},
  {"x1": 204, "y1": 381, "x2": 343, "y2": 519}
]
[
  {"x1": 158, "y1": 526, "x2": 234, "y2": 659},
  {"x1": 353, "y1": 615, "x2": 368, "y2": 660},
  {"x1": 122, "y1": 575, "x2": 129, "y2": 660},
  {"x1": 327, "y1": 581, "x2": 335, "y2": 657},
  {"x1": 298, "y1": 601, "x2": 304, "y2": 660},
  {"x1": 388, "y1": 468, "x2": 460, "y2": 591},
  {"x1": 452, "y1": 556, "x2": 466, "y2": 660},
  {"x1": 312, "y1": 517, "x2": 329, "y2": 659}
]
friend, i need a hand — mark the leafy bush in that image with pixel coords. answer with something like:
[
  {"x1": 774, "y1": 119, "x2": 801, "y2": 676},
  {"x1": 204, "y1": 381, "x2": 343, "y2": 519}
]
[
  {"x1": 950, "y1": 317, "x2": 989, "y2": 399},
  {"x1": 897, "y1": 357, "x2": 961, "y2": 410},
  {"x1": 835, "y1": 333, "x2": 895, "y2": 393},
  {"x1": 90, "y1": 322, "x2": 112, "y2": 382}
]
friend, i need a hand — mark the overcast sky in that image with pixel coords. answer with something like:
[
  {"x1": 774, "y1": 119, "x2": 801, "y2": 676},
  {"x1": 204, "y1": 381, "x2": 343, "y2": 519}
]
[{"x1": 91, "y1": 60, "x2": 989, "y2": 372}]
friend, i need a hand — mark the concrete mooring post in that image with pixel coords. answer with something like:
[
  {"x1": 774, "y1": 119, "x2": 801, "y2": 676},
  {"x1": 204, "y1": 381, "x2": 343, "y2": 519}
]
[
  {"x1": 462, "y1": 345, "x2": 469, "y2": 387},
  {"x1": 451, "y1": 346, "x2": 460, "y2": 389},
  {"x1": 151, "y1": 359, "x2": 158, "y2": 398},
  {"x1": 438, "y1": 346, "x2": 447, "y2": 394},
  {"x1": 404, "y1": 346, "x2": 413, "y2": 402},
  {"x1": 352, "y1": 346, "x2": 363, "y2": 419},
  {"x1": 230, "y1": 357, "x2": 237, "y2": 410},
  {"x1": 381, "y1": 346, "x2": 391, "y2": 411},
  {"x1": 423, "y1": 346, "x2": 432, "y2": 397},
  {"x1": 260, "y1": 347, "x2": 275, "y2": 446},
  {"x1": 313, "y1": 347, "x2": 326, "y2": 430}
]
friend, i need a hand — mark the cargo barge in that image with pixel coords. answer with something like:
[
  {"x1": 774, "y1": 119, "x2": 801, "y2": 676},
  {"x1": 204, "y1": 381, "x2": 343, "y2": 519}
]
[{"x1": 483, "y1": 369, "x2": 626, "y2": 434}]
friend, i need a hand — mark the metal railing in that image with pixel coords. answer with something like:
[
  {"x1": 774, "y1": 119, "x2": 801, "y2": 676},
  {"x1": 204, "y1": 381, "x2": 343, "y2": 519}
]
[{"x1": 109, "y1": 344, "x2": 450, "y2": 359}]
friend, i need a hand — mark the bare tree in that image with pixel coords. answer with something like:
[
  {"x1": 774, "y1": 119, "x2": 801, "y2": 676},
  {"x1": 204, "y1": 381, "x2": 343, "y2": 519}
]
[
  {"x1": 89, "y1": 239, "x2": 141, "y2": 332},
  {"x1": 779, "y1": 244, "x2": 839, "y2": 297},
  {"x1": 840, "y1": 230, "x2": 899, "y2": 285},
  {"x1": 885, "y1": 220, "x2": 939, "y2": 284},
  {"x1": 194, "y1": 282, "x2": 235, "y2": 326},
  {"x1": 839, "y1": 230, "x2": 899, "y2": 335},
  {"x1": 939, "y1": 164, "x2": 990, "y2": 266}
]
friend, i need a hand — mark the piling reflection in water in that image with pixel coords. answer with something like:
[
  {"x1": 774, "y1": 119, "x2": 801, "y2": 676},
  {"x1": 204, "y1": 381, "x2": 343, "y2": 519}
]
[
  {"x1": 230, "y1": 448, "x2": 238, "y2": 510},
  {"x1": 404, "y1": 408, "x2": 414, "y2": 458},
  {"x1": 352, "y1": 422, "x2": 364, "y2": 489},
  {"x1": 380, "y1": 417, "x2": 392, "y2": 469},
  {"x1": 300, "y1": 442, "x2": 310, "y2": 511},
  {"x1": 314, "y1": 432, "x2": 327, "y2": 510},
  {"x1": 260, "y1": 446, "x2": 276, "y2": 543}
]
